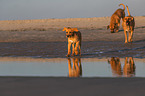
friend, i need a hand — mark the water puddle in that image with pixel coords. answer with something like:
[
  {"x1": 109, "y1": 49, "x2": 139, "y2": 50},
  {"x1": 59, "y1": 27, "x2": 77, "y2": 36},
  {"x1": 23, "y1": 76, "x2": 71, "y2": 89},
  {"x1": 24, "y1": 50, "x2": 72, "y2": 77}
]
[{"x1": 0, "y1": 57, "x2": 145, "y2": 77}]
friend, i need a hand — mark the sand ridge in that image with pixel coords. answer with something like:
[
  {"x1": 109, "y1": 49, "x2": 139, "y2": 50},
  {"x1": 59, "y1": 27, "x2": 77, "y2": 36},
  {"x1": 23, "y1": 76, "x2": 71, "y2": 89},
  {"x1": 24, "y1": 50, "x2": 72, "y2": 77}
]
[{"x1": 0, "y1": 16, "x2": 144, "y2": 31}]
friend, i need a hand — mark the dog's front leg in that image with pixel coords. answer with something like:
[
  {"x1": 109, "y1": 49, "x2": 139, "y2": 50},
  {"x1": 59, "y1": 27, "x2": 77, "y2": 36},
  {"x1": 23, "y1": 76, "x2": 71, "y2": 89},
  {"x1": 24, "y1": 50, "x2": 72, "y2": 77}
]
[
  {"x1": 72, "y1": 43, "x2": 75, "y2": 56},
  {"x1": 124, "y1": 31, "x2": 128, "y2": 43},
  {"x1": 128, "y1": 31, "x2": 131, "y2": 42},
  {"x1": 79, "y1": 42, "x2": 81, "y2": 56},
  {"x1": 129, "y1": 30, "x2": 133, "y2": 42},
  {"x1": 67, "y1": 43, "x2": 71, "y2": 57}
]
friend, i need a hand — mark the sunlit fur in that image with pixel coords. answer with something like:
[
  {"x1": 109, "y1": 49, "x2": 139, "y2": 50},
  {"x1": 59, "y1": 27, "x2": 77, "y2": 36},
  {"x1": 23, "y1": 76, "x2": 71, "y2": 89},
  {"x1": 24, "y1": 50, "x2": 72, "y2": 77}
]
[
  {"x1": 68, "y1": 57, "x2": 82, "y2": 77},
  {"x1": 62, "y1": 27, "x2": 81, "y2": 57},
  {"x1": 107, "y1": 3, "x2": 125, "y2": 33},
  {"x1": 122, "y1": 5, "x2": 135, "y2": 43}
]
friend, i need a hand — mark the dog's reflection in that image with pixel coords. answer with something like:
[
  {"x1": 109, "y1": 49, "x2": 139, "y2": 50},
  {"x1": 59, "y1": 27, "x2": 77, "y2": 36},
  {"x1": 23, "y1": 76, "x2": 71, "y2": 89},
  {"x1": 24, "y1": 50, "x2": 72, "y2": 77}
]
[
  {"x1": 123, "y1": 57, "x2": 135, "y2": 77},
  {"x1": 108, "y1": 57, "x2": 122, "y2": 77},
  {"x1": 68, "y1": 57, "x2": 82, "y2": 77},
  {"x1": 108, "y1": 57, "x2": 135, "y2": 77}
]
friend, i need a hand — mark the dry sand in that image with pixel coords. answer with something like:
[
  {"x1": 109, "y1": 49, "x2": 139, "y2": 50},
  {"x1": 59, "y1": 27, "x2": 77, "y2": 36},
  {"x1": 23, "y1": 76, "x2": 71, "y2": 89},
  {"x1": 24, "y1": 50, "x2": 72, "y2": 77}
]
[
  {"x1": 0, "y1": 16, "x2": 144, "y2": 31},
  {"x1": 0, "y1": 16, "x2": 144, "y2": 42}
]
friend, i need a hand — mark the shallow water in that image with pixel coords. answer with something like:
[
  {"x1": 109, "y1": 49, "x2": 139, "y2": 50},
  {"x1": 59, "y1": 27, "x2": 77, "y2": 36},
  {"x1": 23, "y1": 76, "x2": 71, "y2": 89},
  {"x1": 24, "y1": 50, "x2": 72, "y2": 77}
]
[{"x1": 0, "y1": 57, "x2": 145, "y2": 77}]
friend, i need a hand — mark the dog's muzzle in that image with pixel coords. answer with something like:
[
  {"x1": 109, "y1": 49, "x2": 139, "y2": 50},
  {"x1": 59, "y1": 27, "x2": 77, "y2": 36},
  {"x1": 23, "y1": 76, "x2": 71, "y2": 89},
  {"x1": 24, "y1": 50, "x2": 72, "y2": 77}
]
[
  {"x1": 126, "y1": 21, "x2": 130, "y2": 25},
  {"x1": 110, "y1": 30, "x2": 114, "y2": 33},
  {"x1": 66, "y1": 35, "x2": 71, "y2": 37}
]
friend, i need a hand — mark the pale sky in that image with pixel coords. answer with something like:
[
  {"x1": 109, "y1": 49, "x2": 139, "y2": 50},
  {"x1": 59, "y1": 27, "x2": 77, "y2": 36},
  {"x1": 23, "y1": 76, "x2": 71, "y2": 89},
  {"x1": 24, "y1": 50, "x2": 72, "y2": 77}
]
[{"x1": 0, "y1": 0, "x2": 144, "y2": 20}]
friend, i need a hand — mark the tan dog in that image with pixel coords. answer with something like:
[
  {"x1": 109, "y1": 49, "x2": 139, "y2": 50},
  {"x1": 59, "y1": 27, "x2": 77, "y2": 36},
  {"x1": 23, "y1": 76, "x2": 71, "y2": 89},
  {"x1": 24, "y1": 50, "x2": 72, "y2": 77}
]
[
  {"x1": 62, "y1": 27, "x2": 81, "y2": 57},
  {"x1": 122, "y1": 5, "x2": 135, "y2": 43},
  {"x1": 107, "y1": 3, "x2": 125, "y2": 33},
  {"x1": 68, "y1": 57, "x2": 82, "y2": 77}
]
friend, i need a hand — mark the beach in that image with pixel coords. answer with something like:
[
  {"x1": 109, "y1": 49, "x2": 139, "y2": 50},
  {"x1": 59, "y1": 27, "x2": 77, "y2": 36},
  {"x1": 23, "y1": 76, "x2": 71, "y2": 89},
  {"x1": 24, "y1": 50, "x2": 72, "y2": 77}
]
[{"x1": 0, "y1": 16, "x2": 145, "y2": 95}]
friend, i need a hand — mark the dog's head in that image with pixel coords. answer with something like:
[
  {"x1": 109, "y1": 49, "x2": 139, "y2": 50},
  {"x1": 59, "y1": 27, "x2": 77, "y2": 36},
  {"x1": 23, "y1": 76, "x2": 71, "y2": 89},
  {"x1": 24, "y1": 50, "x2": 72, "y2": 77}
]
[
  {"x1": 107, "y1": 25, "x2": 114, "y2": 33},
  {"x1": 107, "y1": 24, "x2": 118, "y2": 33},
  {"x1": 123, "y1": 17, "x2": 134, "y2": 26},
  {"x1": 62, "y1": 27, "x2": 78, "y2": 37}
]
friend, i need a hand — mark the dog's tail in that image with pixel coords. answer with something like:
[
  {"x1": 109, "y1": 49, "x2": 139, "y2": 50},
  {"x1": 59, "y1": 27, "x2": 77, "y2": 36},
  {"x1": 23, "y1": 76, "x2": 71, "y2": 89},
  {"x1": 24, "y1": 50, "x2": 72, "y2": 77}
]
[
  {"x1": 119, "y1": 3, "x2": 125, "y2": 10},
  {"x1": 126, "y1": 5, "x2": 131, "y2": 16}
]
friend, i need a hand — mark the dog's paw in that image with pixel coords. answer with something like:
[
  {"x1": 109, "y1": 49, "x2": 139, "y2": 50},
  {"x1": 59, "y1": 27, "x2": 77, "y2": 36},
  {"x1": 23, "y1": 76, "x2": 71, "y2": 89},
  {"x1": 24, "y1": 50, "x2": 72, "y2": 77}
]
[
  {"x1": 115, "y1": 30, "x2": 119, "y2": 32},
  {"x1": 128, "y1": 39, "x2": 132, "y2": 42},
  {"x1": 71, "y1": 54, "x2": 75, "y2": 57},
  {"x1": 111, "y1": 31, "x2": 115, "y2": 33},
  {"x1": 66, "y1": 54, "x2": 70, "y2": 57},
  {"x1": 75, "y1": 52, "x2": 79, "y2": 55},
  {"x1": 125, "y1": 41, "x2": 128, "y2": 43}
]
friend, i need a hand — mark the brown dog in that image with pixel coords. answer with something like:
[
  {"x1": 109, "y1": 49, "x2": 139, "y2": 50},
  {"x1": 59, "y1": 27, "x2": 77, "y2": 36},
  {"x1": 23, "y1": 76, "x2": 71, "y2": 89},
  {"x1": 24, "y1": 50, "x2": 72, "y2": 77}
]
[
  {"x1": 107, "y1": 3, "x2": 125, "y2": 33},
  {"x1": 62, "y1": 27, "x2": 81, "y2": 57},
  {"x1": 122, "y1": 5, "x2": 135, "y2": 43}
]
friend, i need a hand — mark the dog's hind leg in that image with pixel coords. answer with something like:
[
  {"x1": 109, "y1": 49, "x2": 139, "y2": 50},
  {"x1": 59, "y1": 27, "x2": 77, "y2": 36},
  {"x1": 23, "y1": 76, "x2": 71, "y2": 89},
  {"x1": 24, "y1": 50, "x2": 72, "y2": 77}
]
[
  {"x1": 67, "y1": 43, "x2": 71, "y2": 57},
  {"x1": 128, "y1": 31, "x2": 131, "y2": 42}
]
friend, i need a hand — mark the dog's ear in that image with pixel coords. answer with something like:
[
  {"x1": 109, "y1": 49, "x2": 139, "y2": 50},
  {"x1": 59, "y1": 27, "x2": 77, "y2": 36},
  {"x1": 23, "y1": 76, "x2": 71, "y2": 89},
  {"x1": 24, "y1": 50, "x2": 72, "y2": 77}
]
[
  {"x1": 107, "y1": 25, "x2": 110, "y2": 30},
  {"x1": 72, "y1": 28, "x2": 79, "y2": 32},
  {"x1": 131, "y1": 17, "x2": 134, "y2": 20},
  {"x1": 62, "y1": 27, "x2": 67, "y2": 31}
]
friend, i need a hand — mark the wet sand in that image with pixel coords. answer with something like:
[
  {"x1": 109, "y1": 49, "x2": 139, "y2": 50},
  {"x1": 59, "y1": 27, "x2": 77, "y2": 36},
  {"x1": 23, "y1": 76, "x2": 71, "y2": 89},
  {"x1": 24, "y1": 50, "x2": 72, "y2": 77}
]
[
  {"x1": 0, "y1": 77, "x2": 145, "y2": 96},
  {"x1": 0, "y1": 40, "x2": 145, "y2": 58},
  {"x1": 0, "y1": 28, "x2": 145, "y2": 58}
]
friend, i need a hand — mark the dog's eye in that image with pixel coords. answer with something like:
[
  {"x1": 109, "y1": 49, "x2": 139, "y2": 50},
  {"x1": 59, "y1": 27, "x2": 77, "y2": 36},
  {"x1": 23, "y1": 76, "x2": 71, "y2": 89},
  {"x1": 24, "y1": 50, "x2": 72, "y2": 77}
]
[
  {"x1": 66, "y1": 32, "x2": 68, "y2": 33},
  {"x1": 69, "y1": 32, "x2": 72, "y2": 33}
]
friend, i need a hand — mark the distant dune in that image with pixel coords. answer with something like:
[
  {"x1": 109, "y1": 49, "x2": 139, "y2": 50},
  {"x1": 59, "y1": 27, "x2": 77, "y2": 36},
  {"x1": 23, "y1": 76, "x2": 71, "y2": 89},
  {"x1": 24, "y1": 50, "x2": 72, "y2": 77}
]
[{"x1": 0, "y1": 16, "x2": 144, "y2": 31}]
